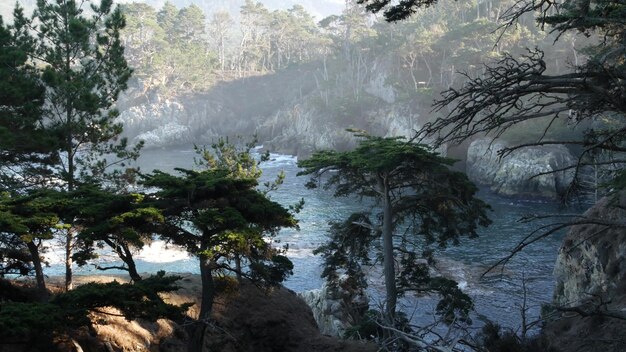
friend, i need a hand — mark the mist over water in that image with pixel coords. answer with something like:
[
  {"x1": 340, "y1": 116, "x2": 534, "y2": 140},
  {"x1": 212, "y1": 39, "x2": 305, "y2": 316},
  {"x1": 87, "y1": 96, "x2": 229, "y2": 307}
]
[{"x1": 44, "y1": 146, "x2": 579, "y2": 331}]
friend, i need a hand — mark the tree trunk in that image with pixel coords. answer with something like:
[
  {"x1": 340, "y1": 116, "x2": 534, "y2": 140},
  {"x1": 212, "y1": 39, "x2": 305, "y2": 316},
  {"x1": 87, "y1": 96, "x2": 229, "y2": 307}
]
[
  {"x1": 380, "y1": 175, "x2": 396, "y2": 322},
  {"x1": 105, "y1": 239, "x2": 142, "y2": 282},
  {"x1": 235, "y1": 254, "x2": 243, "y2": 282},
  {"x1": 188, "y1": 254, "x2": 216, "y2": 352},
  {"x1": 124, "y1": 246, "x2": 142, "y2": 282},
  {"x1": 65, "y1": 229, "x2": 73, "y2": 291},
  {"x1": 26, "y1": 241, "x2": 48, "y2": 301},
  {"x1": 65, "y1": 21, "x2": 75, "y2": 291}
]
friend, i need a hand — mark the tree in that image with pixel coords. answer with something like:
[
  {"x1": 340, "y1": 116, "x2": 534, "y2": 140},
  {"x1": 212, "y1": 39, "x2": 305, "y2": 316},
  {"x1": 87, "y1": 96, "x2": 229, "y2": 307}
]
[
  {"x1": 0, "y1": 10, "x2": 55, "y2": 293},
  {"x1": 360, "y1": 0, "x2": 626, "y2": 194},
  {"x1": 11, "y1": 0, "x2": 139, "y2": 290},
  {"x1": 119, "y1": 2, "x2": 165, "y2": 82},
  {"x1": 208, "y1": 11, "x2": 234, "y2": 71},
  {"x1": 298, "y1": 132, "x2": 490, "y2": 322},
  {"x1": 0, "y1": 10, "x2": 52, "y2": 192},
  {"x1": 174, "y1": 4, "x2": 206, "y2": 45},
  {"x1": 359, "y1": 1, "x2": 626, "y2": 327},
  {"x1": 427, "y1": 1, "x2": 626, "y2": 193},
  {"x1": 71, "y1": 184, "x2": 164, "y2": 282},
  {"x1": 140, "y1": 155, "x2": 298, "y2": 351},
  {"x1": 357, "y1": 0, "x2": 441, "y2": 22},
  {"x1": 156, "y1": 1, "x2": 178, "y2": 36},
  {"x1": 0, "y1": 190, "x2": 66, "y2": 300}
]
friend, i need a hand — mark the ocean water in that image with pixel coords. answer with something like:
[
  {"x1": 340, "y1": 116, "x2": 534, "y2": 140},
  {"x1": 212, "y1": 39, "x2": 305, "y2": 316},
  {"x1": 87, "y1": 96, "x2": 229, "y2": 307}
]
[{"x1": 44, "y1": 146, "x2": 583, "y2": 332}]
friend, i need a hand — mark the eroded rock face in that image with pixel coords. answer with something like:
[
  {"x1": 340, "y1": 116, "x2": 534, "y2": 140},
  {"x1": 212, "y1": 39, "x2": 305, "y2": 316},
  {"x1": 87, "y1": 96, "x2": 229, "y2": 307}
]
[
  {"x1": 115, "y1": 58, "x2": 422, "y2": 158},
  {"x1": 466, "y1": 139, "x2": 508, "y2": 185},
  {"x1": 466, "y1": 138, "x2": 575, "y2": 199},
  {"x1": 299, "y1": 277, "x2": 368, "y2": 337},
  {"x1": 553, "y1": 192, "x2": 626, "y2": 307}
]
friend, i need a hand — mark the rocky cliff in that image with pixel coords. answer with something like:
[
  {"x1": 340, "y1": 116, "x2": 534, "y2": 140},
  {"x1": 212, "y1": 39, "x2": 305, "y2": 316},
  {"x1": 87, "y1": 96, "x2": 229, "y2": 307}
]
[
  {"x1": 466, "y1": 138, "x2": 575, "y2": 199},
  {"x1": 553, "y1": 192, "x2": 626, "y2": 307},
  {"x1": 541, "y1": 192, "x2": 626, "y2": 352},
  {"x1": 299, "y1": 276, "x2": 369, "y2": 337},
  {"x1": 117, "y1": 59, "x2": 422, "y2": 158}
]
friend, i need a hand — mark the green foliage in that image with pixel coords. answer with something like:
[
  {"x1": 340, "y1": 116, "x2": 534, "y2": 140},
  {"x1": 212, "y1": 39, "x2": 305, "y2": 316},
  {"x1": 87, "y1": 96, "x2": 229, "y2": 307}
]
[
  {"x1": 0, "y1": 10, "x2": 54, "y2": 191},
  {"x1": 15, "y1": 0, "x2": 140, "y2": 189},
  {"x1": 195, "y1": 137, "x2": 263, "y2": 180},
  {"x1": 299, "y1": 132, "x2": 490, "y2": 321},
  {"x1": 0, "y1": 272, "x2": 188, "y2": 342},
  {"x1": 420, "y1": 0, "x2": 626, "y2": 199},
  {"x1": 141, "y1": 168, "x2": 297, "y2": 257},
  {"x1": 0, "y1": 0, "x2": 147, "y2": 291},
  {"x1": 140, "y1": 140, "x2": 298, "y2": 323},
  {"x1": 428, "y1": 277, "x2": 473, "y2": 324},
  {"x1": 121, "y1": 1, "x2": 216, "y2": 95},
  {"x1": 0, "y1": 190, "x2": 68, "y2": 281},
  {"x1": 344, "y1": 309, "x2": 412, "y2": 344},
  {"x1": 52, "y1": 271, "x2": 189, "y2": 322},
  {"x1": 69, "y1": 184, "x2": 164, "y2": 280},
  {"x1": 314, "y1": 213, "x2": 377, "y2": 291},
  {"x1": 357, "y1": 0, "x2": 440, "y2": 22},
  {"x1": 0, "y1": 302, "x2": 65, "y2": 340}
]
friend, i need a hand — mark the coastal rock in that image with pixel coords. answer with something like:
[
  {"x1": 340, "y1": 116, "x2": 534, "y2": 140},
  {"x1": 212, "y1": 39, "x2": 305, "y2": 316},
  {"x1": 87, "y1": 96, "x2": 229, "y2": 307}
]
[
  {"x1": 553, "y1": 192, "x2": 626, "y2": 307},
  {"x1": 542, "y1": 192, "x2": 626, "y2": 352},
  {"x1": 208, "y1": 282, "x2": 376, "y2": 352},
  {"x1": 299, "y1": 277, "x2": 369, "y2": 337},
  {"x1": 466, "y1": 139, "x2": 508, "y2": 185},
  {"x1": 115, "y1": 60, "x2": 419, "y2": 157},
  {"x1": 466, "y1": 138, "x2": 575, "y2": 198},
  {"x1": 134, "y1": 122, "x2": 193, "y2": 148}
]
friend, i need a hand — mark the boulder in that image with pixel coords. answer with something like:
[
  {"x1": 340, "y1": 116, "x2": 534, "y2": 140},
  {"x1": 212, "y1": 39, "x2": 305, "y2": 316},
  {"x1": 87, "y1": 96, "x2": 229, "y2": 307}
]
[
  {"x1": 466, "y1": 138, "x2": 508, "y2": 185},
  {"x1": 466, "y1": 138, "x2": 575, "y2": 199},
  {"x1": 208, "y1": 282, "x2": 376, "y2": 352},
  {"x1": 553, "y1": 192, "x2": 626, "y2": 307},
  {"x1": 542, "y1": 192, "x2": 626, "y2": 352},
  {"x1": 299, "y1": 277, "x2": 368, "y2": 337}
]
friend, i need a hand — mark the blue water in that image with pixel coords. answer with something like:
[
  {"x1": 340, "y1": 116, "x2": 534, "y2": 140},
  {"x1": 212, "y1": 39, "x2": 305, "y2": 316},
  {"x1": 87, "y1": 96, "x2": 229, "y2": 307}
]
[{"x1": 47, "y1": 146, "x2": 584, "y2": 332}]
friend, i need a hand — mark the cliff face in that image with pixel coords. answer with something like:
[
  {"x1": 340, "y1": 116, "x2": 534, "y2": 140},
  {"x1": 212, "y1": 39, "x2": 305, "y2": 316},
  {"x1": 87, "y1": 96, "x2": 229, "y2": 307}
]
[
  {"x1": 206, "y1": 282, "x2": 376, "y2": 352},
  {"x1": 553, "y1": 192, "x2": 626, "y2": 307},
  {"x1": 466, "y1": 138, "x2": 575, "y2": 199},
  {"x1": 299, "y1": 276, "x2": 369, "y2": 337},
  {"x1": 117, "y1": 60, "x2": 422, "y2": 158},
  {"x1": 542, "y1": 192, "x2": 626, "y2": 352}
]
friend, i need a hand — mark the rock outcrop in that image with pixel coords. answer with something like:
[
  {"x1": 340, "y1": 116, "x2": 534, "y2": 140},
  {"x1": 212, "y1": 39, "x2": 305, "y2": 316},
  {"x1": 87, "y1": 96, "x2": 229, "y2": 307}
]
[
  {"x1": 208, "y1": 282, "x2": 376, "y2": 352},
  {"x1": 553, "y1": 192, "x2": 626, "y2": 307},
  {"x1": 542, "y1": 192, "x2": 626, "y2": 352},
  {"x1": 116, "y1": 57, "x2": 422, "y2": 158},
  {"x1": 299, "y1": 277, "x2": 369, "y2": 337},
  {"x1": 466, "y1": 138, "x2": 575, "y2": 199}
]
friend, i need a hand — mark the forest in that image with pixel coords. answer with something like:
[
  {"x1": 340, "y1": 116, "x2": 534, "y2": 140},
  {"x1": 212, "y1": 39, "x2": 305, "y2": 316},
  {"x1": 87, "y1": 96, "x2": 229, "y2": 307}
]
[{"x1": 0, "y1": 0, "x2": 625, "y2": 351}]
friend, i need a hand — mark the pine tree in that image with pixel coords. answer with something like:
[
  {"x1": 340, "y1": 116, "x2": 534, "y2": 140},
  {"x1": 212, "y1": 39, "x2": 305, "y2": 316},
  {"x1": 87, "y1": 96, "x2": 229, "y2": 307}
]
[
  {"x1": 299, "y1": 132, "x2": 491, "y2": 322},
  {"x1": 11, "y1": 0, "x2": 139, "y2": 290},
  {"x1": 71, "y1": 184, "x2": 164, "y2": 282},
  {"x1": 141, "y1": 142, "x2": 297, "y2": 352},
  {"x1": 0, "y1": 190, "x2": 67, "y2": 300},
  {"x1": 0, "y1": 9, "x2": 52, "y2": 191}
]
